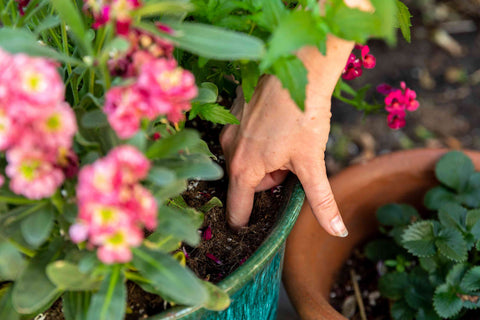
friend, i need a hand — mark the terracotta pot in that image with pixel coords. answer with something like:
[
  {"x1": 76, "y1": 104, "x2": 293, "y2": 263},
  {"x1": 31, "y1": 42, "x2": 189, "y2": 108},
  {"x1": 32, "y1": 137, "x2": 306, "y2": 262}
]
[{"x1": 283, "y1": 149, "x2": 480, "y2": 320}]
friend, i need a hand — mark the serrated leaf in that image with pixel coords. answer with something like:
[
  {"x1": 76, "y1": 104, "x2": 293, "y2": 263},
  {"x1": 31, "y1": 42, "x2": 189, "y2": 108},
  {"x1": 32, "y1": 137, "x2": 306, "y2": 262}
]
[
  {"x1": 461, "y1": 266, "x2": 480, "y2": 292},
  {"x1": 255, "y1": 0, "x2": 287, "y2": 30},
  {"x1": 438, "y1": 203, "x2": 467, "y2": 232},
  {"x1": 402, "y1": 221, "x2": 436, "y2": 257},
  {"x1": 194, "y1": 103, "x2": 240, "y2": 125},
  {"x1": 86, "y1": 265, "x2": 126, "y2": 320},
  {"x1": 471, "y1": 220, "x2": 480, "y2": 241},
  {"x1": 446, "y1": 264, "x2": 469, "y2": 287},
  {"x1": 271, "y1": 56, "x2": 308, "y2": 111},
  {"x1": 132, "y1": 247, "x2": 208, "y2": 306},
  {"x1": 424, "y1": 186, "x2": 457, "y2": 211},
  {"x1": 396, "y1": 0, "x2": 412, "y2": 42},
  {"x1": 435, "y1": 227, "x2": 468, "y2": 262},
  {"x1": 433, "y1": 283, "x2": 463, "y2": 318},
  {"x1": 416, "y1": 307, "x2": 441, "y2": 320},
  {"x1": 365, "y1": 238, "x2": 404, "y2": 261},
  {"x1": 46, "y1": 261, "x2": 102, "y2": 291},
  {"x1": 391, "y1": 299, "x2": 416, "y2": 320},
  {"x1": 466, "y1": 209, "x2": 480, "y2": 229},
  {"x1": 377, "y1": 204, "x2": 420, "y2": 227},
  {"x1": 436, "y1": 151, "x2": 474, "y2": 192},
  {"x1": 379, "y1": 272, "x2": 408, "y2": 299},
  {"x1": 260, "y1": 10, "x2": 326, "y2": 70},
  {"x1": 405, "y1": 269, "x2": 435, "y2": 309}
]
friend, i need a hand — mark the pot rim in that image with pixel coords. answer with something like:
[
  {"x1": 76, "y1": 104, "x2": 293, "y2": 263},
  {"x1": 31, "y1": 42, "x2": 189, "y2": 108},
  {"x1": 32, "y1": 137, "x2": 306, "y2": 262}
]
[{"x1": 149, "y1": 175, "x2": 305, "y2": 319}]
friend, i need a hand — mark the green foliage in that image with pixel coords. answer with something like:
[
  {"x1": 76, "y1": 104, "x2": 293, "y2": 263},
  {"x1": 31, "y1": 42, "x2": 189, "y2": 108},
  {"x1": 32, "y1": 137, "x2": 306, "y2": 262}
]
[
  {"x1": 367, "y1": 151, "x2": 480, "y2": 319},
  {"x1": 395, "y1": 0, "x2": 412, "y2": 43},
  {"x1": 271, "y1": 56, "x2": 308, "y2": 111}
]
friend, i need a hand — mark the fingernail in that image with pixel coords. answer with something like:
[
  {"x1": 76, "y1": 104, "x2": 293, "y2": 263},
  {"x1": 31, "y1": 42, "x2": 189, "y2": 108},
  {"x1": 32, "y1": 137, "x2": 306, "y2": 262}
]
[{"x1": 330, "y1": 215, "x2": 348, "y2": 237}]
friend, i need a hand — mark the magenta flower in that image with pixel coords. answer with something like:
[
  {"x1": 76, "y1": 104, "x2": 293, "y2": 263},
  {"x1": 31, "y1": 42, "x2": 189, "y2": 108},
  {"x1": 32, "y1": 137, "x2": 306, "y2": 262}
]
[
  {"x1": 71, "y1": 146, "x2": 157, "y2": 264},
  {"x1": 84, "y1": 0, "x2": 142, "y2": 35},
  {"x1": 206, "y1": 253, "x2": 223, "y2": 265},
  {"x1": 202, "y1": 226, "x2": 212, "y2": 240},
  {"x1": 0, "y1": 174, "x2": 4, "y2": 188},
  {"x1": 359, "y1": 45, "x2": 376, "y2": 69},
  {"x1": 342, "y1": 53, "x2": 363, "y2": 80},
  {"x1": 378, "y1": 82, "x2": 419, "y2": 130}
]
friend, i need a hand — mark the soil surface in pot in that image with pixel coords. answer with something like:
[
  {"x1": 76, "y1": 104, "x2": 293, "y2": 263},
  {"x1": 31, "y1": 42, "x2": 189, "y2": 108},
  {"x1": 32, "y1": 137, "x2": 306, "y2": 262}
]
[
  {"x1": 329, "y1": 240, "x2": 480, "y2": 320},
  {"x1": 41, "y1": 121, "x2": 288, "y2": 320}
]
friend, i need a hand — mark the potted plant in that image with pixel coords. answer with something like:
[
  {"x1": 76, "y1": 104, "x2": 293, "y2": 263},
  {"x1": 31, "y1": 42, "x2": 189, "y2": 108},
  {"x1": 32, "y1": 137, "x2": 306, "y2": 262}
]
[
  {"x1": 283, "y1": 149, "x2": 480, "y2": 320},
  {"x1": 0, "y1": 0, "x2": 410, "y2": 319}
]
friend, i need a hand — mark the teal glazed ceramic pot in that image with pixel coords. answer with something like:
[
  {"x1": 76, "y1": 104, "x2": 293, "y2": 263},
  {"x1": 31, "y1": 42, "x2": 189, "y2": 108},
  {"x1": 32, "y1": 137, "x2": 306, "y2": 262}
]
[{"x1": 149, "y1": 176, "x2": 305, "y2": 320}]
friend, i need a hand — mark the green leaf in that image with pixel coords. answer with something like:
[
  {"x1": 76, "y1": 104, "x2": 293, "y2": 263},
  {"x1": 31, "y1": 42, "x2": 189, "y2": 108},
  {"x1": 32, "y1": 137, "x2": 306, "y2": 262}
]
[
  {"x1": 157, "y1": 154, "x2": 223, "y2": 180},
  {"x1": 81, "y1": 110, "x2": 109, "y2": 129},
  {"x1": 378, "y1": 272, "x2": 408, "y2": 299},
  {"x1": 435, "y1": 151, "x2": 474, "y2": 192},
  {"x1": 46, "y1": 261, "x2": 102, "y2": 291},
  {"x1": 466, "y1": 209, "x2": 480, "y2": 229},
  {"x1": 193, "y1": 103, "x2": 240, "y2": 125},
  {"x1": 145, "y1": 232, "x2": 181, "y2": 252},
  {"x1": 256, "y1": 0, "x2": 287, "y2": 30},
  {"x1": 390, "y1": 299, "x2": 416, "y2": 320},
  {"x1": 471, "y1": 220, "x2": 480, "y2": 241},
  {"x1": 192, "y1": 82, "x2": 218, "y2": 104},
  {"x1": 137, "y1": 22, "x2": 265, "y2": 60},
  {"x1": 0, "y1": 28, "x2": 82, "y2": 65},
  {"x1": 364, "y1": 238, "x2": 404, "y2": 261},
  {"x1": 12, "y1": 240, "x2": 63, "y2": 314},
  {"x1": 405, "y1": 269, "x2": 435, "y2": 309},
  {"x1": 446, "y1": 264, "x2": 469, "y2": 288},
  {"x1": 438, "y1": 203, "x2": 467, "y2": 232},
  {"x1": 271, "y1": 56, "x2": 308, "y2": 111},
  {"x1": 416, "y1": 307, "x2": 441, "y2": 320},
  {"x1": 395, "y1": 0, "x2": 412, "y2": 42},
  {"x1": 146, "y1": 129, "x2": 200, "y2": 159},
  {"x1": 34, "y1": 16, "x2": 62, "y2": 35},
  {"x1": 461, "y1": 266, "x2": 480, "y2": 292},
  {"x1": 0, "y1": 241, "x2": 26, "y2": 281},
  {"x1": 376, "y1": 204, "x2": 420, "y2": 227},
  {"x1": 154, "y1": 179, "x2": 187, "y2": 203},
  {"x1": 201, "y1": 281, "x2": 230, "y2": 311},
  {"x1": 50, "y1": 0, "x2": 93, "y2": 54},
  {"x1": 63, "y1": 291, "x2": 91, "y2": 320},
  {"x1": 326, "y1": 0, "x2": 397, "y2": 45},
  {"x1": 155, "y1": 206, "x2": 201, "y2": 246},
  {"x1": 260, "y1": 10, "x2": 326, "y2": 70},
  {"x1": 0, "y1": 286, "x2": 21, "y2": 320},
  {"x1": 199, "y1": 197, "x2": 223, "y2": 213},
  {"x1": 402, "y1": 221, "x2": 436, "y2": 257},
  {"x1": 132, "y1": 0, "x2": 193, "y2": 17},
  {"x1": 86, "y1": 265, "x2": 126, "y2": 320},
  {"x1": 147, "y1": 167, "x2": 176, "y2": 187},
  {"x1": 20, "y1": 204, "x2": 54, "y2": 247},
  {"x1": 240, "y1": 62, "x2": 260, "y2": 103},
  {"x1": 435, "y1": 227, "x2": 468, "y2": 262},
  {"x1": 424, "y1": 186, "x2": 457, "y2": 211},
  {"x1": 433, "y1": 283, "x2": 463, "y2": 318},
  {"x1": 132, "y1": 247, "x2": 208, "y2": 306}
]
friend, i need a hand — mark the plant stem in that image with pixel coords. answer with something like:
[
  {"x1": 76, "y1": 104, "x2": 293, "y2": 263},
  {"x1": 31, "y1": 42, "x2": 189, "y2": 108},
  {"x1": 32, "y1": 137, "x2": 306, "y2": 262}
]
[
  {"x1": 350, "y1": 269, "x2": 367, "y2": 320},
  {"x1": 61, "y1": 22, "x2": 73, "y2": 75},
  {"x1": 125, "y1": 271, "x2": 150, "y2": 283},
  {"x1": 9, "y1": 239, "x2": 35, "y2": 257},
  {"x1": 89, "y1": 69, "x2": 96, "y2": 95}
]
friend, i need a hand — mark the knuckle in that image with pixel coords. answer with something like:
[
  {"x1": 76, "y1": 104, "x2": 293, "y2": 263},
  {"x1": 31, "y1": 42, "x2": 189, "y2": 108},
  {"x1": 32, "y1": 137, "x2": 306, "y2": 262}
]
[{"x1": 311, "y1": 193, "x2": 337, "y2": 217}]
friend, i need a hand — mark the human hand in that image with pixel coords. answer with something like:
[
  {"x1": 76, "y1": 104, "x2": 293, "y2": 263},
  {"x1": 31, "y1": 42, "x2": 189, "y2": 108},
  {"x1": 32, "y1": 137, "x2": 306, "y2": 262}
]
[{"x1": 220, "y1": 37, "x2": 354, "y2": 237}]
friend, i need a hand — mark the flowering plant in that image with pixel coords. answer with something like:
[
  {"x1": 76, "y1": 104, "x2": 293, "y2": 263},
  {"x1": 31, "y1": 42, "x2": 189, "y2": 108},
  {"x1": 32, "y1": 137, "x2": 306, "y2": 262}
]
[
  {"x1": 0, "y1": 0, "x2": 411, "y2": 319},
  {"x1": 366, "y1": 151, "x2": 480, "y2": 319}
]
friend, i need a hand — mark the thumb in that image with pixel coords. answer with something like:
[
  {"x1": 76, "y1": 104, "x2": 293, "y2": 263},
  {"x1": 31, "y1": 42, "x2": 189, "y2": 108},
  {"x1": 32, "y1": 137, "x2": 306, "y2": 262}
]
[
  {"x1": 295, "y1": 161, "x2": 348, "y2": 237},
  {"x1": 226, "y1": 176, "x2": 256, "y2": 230}
]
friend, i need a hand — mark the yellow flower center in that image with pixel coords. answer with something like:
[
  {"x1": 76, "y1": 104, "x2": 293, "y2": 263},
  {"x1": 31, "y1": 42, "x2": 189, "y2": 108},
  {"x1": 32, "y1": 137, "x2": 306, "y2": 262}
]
[
  {"x1": 108, "y1": 231, "x2": 126, "y2": 246},
  {"x1": 24, "y1": 72, "x2": 46, "y2": 93},
  {"x1": 46, "y1": 113, "x2": 61, "y2": 131},
  {"x1": 20, "y1": 160, "x2": 40, "y2": 181},
  {"x1": 157, "y1": 68, "x2": 182, "y2": 91}
]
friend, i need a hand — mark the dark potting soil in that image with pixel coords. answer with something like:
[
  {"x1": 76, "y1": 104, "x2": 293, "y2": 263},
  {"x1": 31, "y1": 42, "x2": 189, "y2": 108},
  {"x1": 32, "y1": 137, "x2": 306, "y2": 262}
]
[
  {"x1": 329, "y1": 241, "x2": 480, "y2": 320},
  {"x1": 41, "y1": 120, "x2": 288, "y2": 319}
]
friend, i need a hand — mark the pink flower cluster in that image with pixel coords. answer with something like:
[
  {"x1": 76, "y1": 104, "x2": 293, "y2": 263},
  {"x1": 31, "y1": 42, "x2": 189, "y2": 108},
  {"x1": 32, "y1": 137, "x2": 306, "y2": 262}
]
[
  {"x1": 104, "y1": 57, "x2": 197, "y2": 139},
  {"x1": 377, "y1": 82, "x2": 420, "y2": 129},
  {"x1": 0, "y1": 49, "x2": 77, "y2": 199},
  {"x1": 108, "y1": 26, "x2": 174, "y2": 78},
  {"x1": 70, "y1": 146, "x2": 157, "y2": 264},
  {"x1": 342, "y1": 44, "x2": 376, "y2": 80},
  {"x1": 83, "y1": 0, "x2": 141, "y2": 35}
]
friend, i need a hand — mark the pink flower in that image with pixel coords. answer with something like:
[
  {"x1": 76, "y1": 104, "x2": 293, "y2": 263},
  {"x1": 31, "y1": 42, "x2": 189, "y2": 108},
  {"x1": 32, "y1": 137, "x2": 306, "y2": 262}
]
[
  {"x1": 376, "y1": 83, "x2": 394, "y2": 95},
  {"x1": 6, "y1": 147, "x2": 65, "y2": 199},
  {"x1": 202, "y1": 226, "x2": 212, "y2": 240},
  {"x1": 85, "y1": 0, "x2": 142, "y2": 35},
  {"x1": 9, "y1": 54, "x2": 64, "y2": 108},
  {"x1": 104, "y1": 85, "x2": 153, "y2": 139},
  {"x1": 72, "y1": 146, "x2": 157, "y2": 264},
  {"x1": 359, "y1": 45, "x2": 376, "y2": 69},
  {"x1": 342, "y1": 53, "x2": 363, "y2": 80},
  {"x1": 0, "y1": 107, "x2": 14, "y2": 151},
  {"x1": 387, "y1": 111, "x2": 406, "y2": 130},
  {"x1": 384, "y1": 89, "x2": 404, "y2": 113},
  {"x1": 0, "y1": 174, "x2": 4, "y2": 187},
  {"x1": 138, "y1": 58, "x2": 197, "y2": 123}
]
